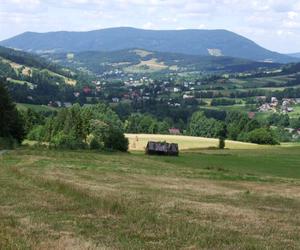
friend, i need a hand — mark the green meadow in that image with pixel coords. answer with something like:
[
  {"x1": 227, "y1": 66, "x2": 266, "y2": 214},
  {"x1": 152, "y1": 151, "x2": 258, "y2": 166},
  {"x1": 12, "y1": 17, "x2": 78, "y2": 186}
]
[{"x1": 1, "y1": 145, "x2": 300, "y2": 249}]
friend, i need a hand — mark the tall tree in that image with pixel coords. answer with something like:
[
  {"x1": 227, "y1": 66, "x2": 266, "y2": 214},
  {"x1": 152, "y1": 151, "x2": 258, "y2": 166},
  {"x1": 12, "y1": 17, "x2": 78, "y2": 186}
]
[{"x1": 0, "y1": 80, "x2": 25, "y2": 142}]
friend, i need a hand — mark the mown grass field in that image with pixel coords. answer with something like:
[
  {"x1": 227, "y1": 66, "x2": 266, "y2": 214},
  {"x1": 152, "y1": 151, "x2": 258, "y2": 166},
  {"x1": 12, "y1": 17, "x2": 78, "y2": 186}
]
[
  {"x1": 1, "y1": 145, "x2": 300, "y2": 249},
  {"x1": 126, "y1": 133, "x2": 266, "y2": 151}
]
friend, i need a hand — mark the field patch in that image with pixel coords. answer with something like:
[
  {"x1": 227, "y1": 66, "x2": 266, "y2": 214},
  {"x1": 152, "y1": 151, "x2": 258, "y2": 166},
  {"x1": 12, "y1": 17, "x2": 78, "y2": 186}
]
[
  {"x1": 126, "y1": 133, "x2": 266, "y2": 151},
  {"x1": 124, "y1": 58, "x2": 170, "y2": 73},
  {"x1": 132, "y1": 49, "x2": 153, "y2": 57}
]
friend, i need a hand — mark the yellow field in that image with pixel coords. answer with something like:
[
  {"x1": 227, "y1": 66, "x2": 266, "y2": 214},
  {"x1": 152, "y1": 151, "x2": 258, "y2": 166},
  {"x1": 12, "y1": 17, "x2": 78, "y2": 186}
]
[
  {"x1": 125, "y1": 134, "x2": 266, "y2": 151},
  {"x1": 132, "y1": 49, "x2": 153, "y2": 57},
  {"x1": 125, "y1": 58, "x2": 168, "y2": 73}
]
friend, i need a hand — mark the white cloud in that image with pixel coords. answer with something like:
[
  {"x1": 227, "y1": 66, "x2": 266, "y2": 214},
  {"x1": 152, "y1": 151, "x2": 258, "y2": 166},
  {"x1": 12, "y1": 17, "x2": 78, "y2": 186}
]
[{"x1": 288, "y1": 11, "x2": 298, "y2": 19}]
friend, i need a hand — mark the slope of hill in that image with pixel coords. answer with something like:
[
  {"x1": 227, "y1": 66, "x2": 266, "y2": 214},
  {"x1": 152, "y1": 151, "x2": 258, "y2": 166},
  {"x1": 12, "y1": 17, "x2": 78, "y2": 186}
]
[
  {"x1": 289, "y1": 53, "x2": 300, "y2": 58},
  {"x1": 0, "y1": 46, "x2": 80, "y2": 104},
  {"x1": 43, "y1": 49, "x2": 281, "y2": 74},
  {"x1": 1, "y1": 27, "x2": 297, "y2": 63},
  {"x1": 0, "y1": 46, "x2": 76, "y2": 83}
]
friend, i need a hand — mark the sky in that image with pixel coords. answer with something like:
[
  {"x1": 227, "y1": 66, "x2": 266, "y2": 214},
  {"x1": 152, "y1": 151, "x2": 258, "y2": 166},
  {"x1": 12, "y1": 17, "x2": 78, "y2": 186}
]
[{"x1": 0, "y1": 0, "x2": 300, "y2": 53}]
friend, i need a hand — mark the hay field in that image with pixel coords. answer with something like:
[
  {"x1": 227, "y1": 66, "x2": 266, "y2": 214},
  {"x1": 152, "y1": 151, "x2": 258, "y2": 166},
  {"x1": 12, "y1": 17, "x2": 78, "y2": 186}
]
[{"x1": 126, "y1": 133, "x2": 266, "y2": 151}]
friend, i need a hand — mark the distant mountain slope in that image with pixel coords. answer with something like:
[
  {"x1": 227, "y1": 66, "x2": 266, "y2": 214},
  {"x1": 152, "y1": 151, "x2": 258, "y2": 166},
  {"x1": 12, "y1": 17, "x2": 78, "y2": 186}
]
[
  {"x1": 43, "y1": 49, "x2": 281, "y2": 75},
  {"x1": 1, "y1": 27, "x2": 297, "y2": 63},
  {"x1": 288, "y1": 53, "x2": 300, "y2": 58}
]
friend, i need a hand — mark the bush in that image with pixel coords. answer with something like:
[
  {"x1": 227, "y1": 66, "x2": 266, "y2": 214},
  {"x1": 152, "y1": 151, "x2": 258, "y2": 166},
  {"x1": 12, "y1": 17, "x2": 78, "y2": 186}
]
[
  {"x1": 188, "y1": 112, "x2": 224, "y2": 138},
  {"x1": 219, "y1": 137, "x2": 225, "y2": 149},
  {"x1": 272, "y1": 127, "x2": 293, "y2": 142},
  {"x1": 89, "y1": 137, "x2": 101, "y2": 150},
  {"x1": 103, "y1": 129, "x2": 129, "y2": 152},
  {"x1": 246, "y1": 128, "x2": 279, "y2": 145},
  {"x1": 51, "y1": 131, "x2": 86, "y2": 149},
  {"x1": 27, "y1": 125, "x2": 45, "y2": 141}
]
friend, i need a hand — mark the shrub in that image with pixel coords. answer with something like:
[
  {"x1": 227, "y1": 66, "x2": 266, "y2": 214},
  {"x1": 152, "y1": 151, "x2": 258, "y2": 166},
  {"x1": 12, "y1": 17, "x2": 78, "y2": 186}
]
[
  {"x1": 188, "y1": 111, "x2": 224, "y2": 138},
  {"x1": 272, "y1": 127, "x2": 293, "y2": 142},
  {"x1": 219, "y1": 137, "x2": 225, "y2": 149},
  {"x1": 103, "y1": 129, "x2": 129, "y2": 152},
  {"x1": 27, "y1": 125, "x2": 45, "y2": 142},
  {"x1": 246, "y1": 128, "x2": 279, "y2": 145},
  {"x1": 89, "y1": 137, "x2": 101, "y2": 150},
  {"x1": 51, "y1": 131, "x2": 86, "y2": 149}
]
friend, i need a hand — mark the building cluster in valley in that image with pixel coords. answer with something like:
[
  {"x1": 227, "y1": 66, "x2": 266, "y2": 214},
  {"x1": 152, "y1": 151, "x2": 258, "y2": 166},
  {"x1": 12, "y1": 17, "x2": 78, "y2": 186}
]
[
  {"x1": 45, "y1": 73, "x2": 300, "y2": 122},
  {"x1": 258, "y1": 96, "x2": 300, "y2": 114}
]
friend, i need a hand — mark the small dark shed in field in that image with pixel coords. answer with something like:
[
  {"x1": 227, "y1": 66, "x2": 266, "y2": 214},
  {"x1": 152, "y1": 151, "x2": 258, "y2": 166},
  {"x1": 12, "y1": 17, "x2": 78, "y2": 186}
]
[{"x1": 146, "y1": 141, "x2": 179, "y2": 156}]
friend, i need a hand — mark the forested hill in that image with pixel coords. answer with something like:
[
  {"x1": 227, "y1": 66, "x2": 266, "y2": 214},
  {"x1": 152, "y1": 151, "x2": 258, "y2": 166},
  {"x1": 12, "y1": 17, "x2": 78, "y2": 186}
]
[
  {"x1": 288, "y1": 53, "x2": 300, "y2": 59},
  {"x1": 0, "y1": 46, "x2": 72, "y2": 77},
  {"x1": 1, "y1": 27, "x2": 297, "y2": 63},
  {"x1": 0, "y1": 46, "x2": 82, "y2": 104},
  {"x1": 44, "y1": 49, "x2": 281, "y2": 75}
]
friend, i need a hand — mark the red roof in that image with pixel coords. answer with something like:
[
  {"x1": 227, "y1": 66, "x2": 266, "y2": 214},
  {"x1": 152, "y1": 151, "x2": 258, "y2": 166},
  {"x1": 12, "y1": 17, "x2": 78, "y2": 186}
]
[
  {"x1": 248, "y1": 112, "x2": 256, "y2": 119},
  {"x1": 83, "y1": 86, "x2": 92, "y2": 94}
]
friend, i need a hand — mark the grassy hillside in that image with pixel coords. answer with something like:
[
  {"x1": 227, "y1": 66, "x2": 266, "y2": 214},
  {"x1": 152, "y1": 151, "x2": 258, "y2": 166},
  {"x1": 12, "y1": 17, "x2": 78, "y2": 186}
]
[
  {"x1": 44, "y1": 49, "x2": 281, "y2": 74},
  {"x1": 1, "y1": 27, "x2": 297, "y2": 63},
  {"x1": 1, "y1": 146, "x2": 300, "y2": 249}
]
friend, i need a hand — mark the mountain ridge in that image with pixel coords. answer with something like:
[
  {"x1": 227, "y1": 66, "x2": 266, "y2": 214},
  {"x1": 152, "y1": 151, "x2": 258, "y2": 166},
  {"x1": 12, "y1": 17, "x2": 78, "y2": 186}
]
[
  {"x1": 43, "y1": 48, "x2": 282, "y2": 74},
  {"x1": 288, "y1": 53, "x2": 300, "y2": 58},
  {"x1": 1, "y1": 27, "x2": 298, "y2": 63}
]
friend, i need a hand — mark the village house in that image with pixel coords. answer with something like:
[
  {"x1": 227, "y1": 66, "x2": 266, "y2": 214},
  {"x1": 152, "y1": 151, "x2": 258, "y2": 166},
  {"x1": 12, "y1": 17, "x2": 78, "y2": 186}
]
[
  {"x1": 282, "y1": 100, "x2": 294, "y2": 113},
  {"x1": 173, "y1": 87, "x2": 180, "y2": 93},
  {"x1": 270, "y1": 97, "x2": 279, "y2": 107},
  {"x1": 73, "y1": 92, "x2": 80, "y2": 97},
  {"x1": 63, "y1": 102, "x2": 72, "y2": 108},
  {"x1": 248, "y1": 112, "x2": 256, "y2": 119},
  {"x1": 83, "y1": 86, "x2": 92, "y2": 95},
  {"x1": 112, "y1": 97, "x2": 120, "y2": 103},
  {"x1": 183, "y1": 94, "x2": 195, "y2": 99},
  {"x1": 258, "y1": 103, "x2": 275, "y2": 112}
]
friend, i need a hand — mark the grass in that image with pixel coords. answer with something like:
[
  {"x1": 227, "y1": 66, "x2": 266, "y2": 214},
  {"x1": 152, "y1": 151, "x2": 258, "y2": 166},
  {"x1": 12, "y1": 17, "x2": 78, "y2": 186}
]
[
  {"x1": 16, "y1": 103, "x2": 57, "y2": 112},
  {"x1": 6, "y1": 78, "x2": 35, "y2": 89},
  {"x1": 1, "y1": 145, "x2": 300, "y2": 249},
  {"x1": 126, "y1": 133, "x2": 267, "y2": 151},
  {"x1": 289, "y1": 104, "x2": 300, "y2": 119}
]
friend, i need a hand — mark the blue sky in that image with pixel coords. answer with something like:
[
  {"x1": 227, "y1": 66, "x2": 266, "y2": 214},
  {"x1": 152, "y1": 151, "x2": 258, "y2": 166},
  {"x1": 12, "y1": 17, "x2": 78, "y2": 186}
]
[{"x1": 0, "y1": 0, "x2": 300, "y2": 53}]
